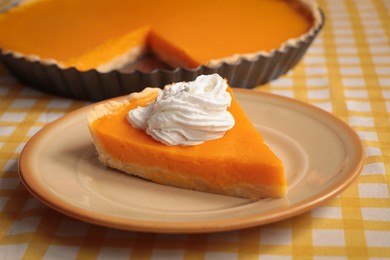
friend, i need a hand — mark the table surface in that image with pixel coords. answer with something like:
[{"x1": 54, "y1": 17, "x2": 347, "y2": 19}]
[{"x1": 1, "y1": 0, "x2": 390, "y2": 259}]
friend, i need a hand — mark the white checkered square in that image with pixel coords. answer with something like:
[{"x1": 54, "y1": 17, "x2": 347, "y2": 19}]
[
  {"x1": 375, "y1": 66, "x2": 390, "y2": 75},
  {"x1": 342, "y1": 78, "x2": 366, "y2": 87},
  {"x1": 361, "y1": 162, "x2": 386, "y2": 175},
  {"x1": 326, "y1": 1, "x2": 345, "y2": 10},
  {"x1": 329, "y1": 14, "x2": 348, "y2": 21},
  {"x1": 311, "y1": 207, "x2": 343, "y2": 219},
  {"x1": 344, "y1": 89, "x2": 368, "y2": 98},
  {"x1": 356, "y1": 0, "x2": 374, "y2": 7},
  {"x1": 339, "y1": 67, "x2": 363, "y2": 76},
  {"x1": 7, "y1": 217, "x2": 41, "y2": 235},
  {"x1": 48, "y1": 99, "x2": 72, "y2": 109},
  {"x1": 365, "y1": 231, "x2": 390, "y2": 247},
  {"x1": 346, "y1": 101, "x2": 371, "y2": 112},
  {"x1": 260, "y1": 228, "x2": 292, "y2": 245},
  {"x1": 382, "y1": 90, "x2": 390, "y2": 99},
  {"x1": 355, "y1": 2, "x2": 375, "y2": 10},
  {"x1": 349, "y1": 116, "x2": 374, "y2": 127},
  {"x1": 307, "y1": 47, "x2": 324, "y2": 54},
  {"x1": 308, "y1": 89, "x2": 330, "y2": 99},
  {"x1": 306, "y1": 77, "x2": 329, "y2": 87},
  {"x1": 328, "y1": 7, "x2": 346, "y2": 15},
  {"x1": 0, "y1": 244, "x2": 28, "y2": 260},
  {"x1": 6, "y1": 107, "x2": 23, "y2": 122},
  {"x1": 378, "y1": 77, "x2": 390, "y2": 87},
  {"x1": 330, "y1": 18, "x2": 350, "y2": 26},
  {"x1": 361, "y1": 208, "x2": 390, "y2": 221},
  {"x1": 357, "y1": 131, "x2": 378, "y2": 141},
  {"x1": 370, "y1": 45, "x2": 390, "y2": 53},
  {"x1": 365, "y1": 147, "x2": 382, "y2": 157},
  {"x1": 360, "y1": 10, "x2": 380, "y2": 18},
  {"x1": 335, "y1": 37, "x2": 355, "y2": 44},
  {"x1": 362, "y1": 15, "x2": 380, "y2": 24},
  {"x1": 37, "y1": 112, "x2": 65, "y2": 123},
  {"x1": 338, "y1": 56, "x2": 360, "y2": 65},
  {"x1": 312, "y1": 229, "x2": 345, "y2": 246},
  {"x1": 359, "y1": 183, "x2": 389, "y2": 198},
  {"x1": 305, "y1": 66, "x2": 327, "y2": 76},
  {"x1": 304, "y1": 56, "x2": 326, "y2": 65},
  {"x1": 10, "y1": 99, "x2": 36, "y2": 108},
  {"x1": 329, "y1": 12, "x2": 348, "y2": 18},
  {"x1": 0, "y1": 126, "x2": 16, "y2": 136},
  {"x1": 337, "y1": 47, "x2": 358, "y2": 54},
  {"x1": 44, "y1": 246, "x2": 79, "y2": 260},
  {"x1": 372, "y1": 56, "x2": 390, "y2": 64},
  {"x1": 361, "y1": 19, "x2": 381, "y2": 26}
]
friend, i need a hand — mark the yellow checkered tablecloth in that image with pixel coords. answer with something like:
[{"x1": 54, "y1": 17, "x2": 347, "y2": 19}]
[{"x1": 0, "y1": 0, "x2": 389, "y2": 258}]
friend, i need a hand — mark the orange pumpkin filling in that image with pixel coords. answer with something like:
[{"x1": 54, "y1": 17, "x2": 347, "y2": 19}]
[
  {"x1": 88, "y1": 87, "x2": 286, "y2": 199},
  {"x1": 0, "y1": 0, "x2": 316, "y2": 71}
]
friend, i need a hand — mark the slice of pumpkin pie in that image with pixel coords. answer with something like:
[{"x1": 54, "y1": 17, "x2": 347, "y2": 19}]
[{"x1": 87, "y1": 74, "x2": 286, "y2": 199}]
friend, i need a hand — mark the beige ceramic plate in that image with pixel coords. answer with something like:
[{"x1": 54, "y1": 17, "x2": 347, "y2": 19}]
[{"x1": 19, "y1": 89, "x2": 365, "y2": 233}]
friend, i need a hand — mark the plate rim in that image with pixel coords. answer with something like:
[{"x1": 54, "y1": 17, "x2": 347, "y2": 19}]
[{"x1": 18, "y1": 89, "x2": 365, "y2": 233}]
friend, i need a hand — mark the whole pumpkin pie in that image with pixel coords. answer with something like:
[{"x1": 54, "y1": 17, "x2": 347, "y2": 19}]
[
  {"x1": 87, "y1": 74, "x2": 286, "y2": 199},
  {"x1": 0, "y1": 0, "x2": 322, "y2": 72}
]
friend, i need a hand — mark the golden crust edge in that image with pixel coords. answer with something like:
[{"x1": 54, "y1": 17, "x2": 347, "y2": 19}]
[
  {"x1": 91, "y1": 136, "x2": 286, "y2": 200},
  {"x1": 1, "y1": 46, "x2": 145, "y2": 72},
  {"x1": 86, "y1": 87, "x2": 161, "y2": 124}
]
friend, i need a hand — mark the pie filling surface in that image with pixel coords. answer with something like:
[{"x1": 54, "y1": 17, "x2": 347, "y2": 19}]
[{"x1": 0, "y1": 0, "x2": 319, "y2": 71}]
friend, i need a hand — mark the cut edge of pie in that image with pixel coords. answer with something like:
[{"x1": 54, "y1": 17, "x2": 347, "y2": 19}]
[{"x1": 87, "y1": 86, "x2": 286, "y2": 200}]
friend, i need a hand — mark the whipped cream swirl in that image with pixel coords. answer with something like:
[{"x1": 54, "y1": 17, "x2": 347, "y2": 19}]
[{"x1": 128, "y1": 74, "x2": 235, "y2": 146}]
